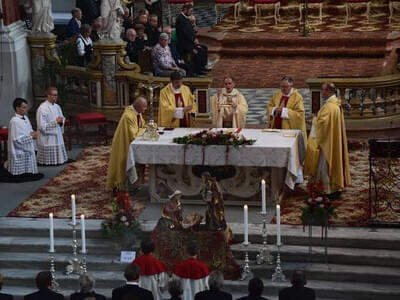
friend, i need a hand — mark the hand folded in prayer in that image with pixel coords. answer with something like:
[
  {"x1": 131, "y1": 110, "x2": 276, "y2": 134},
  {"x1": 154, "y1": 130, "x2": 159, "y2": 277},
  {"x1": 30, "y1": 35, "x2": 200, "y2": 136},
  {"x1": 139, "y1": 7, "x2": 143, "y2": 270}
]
[
  {"x1": 231, "y1": 101, "x2": 237, "y2": 109},
  {"x1": 183, "y1": 106, "x2": 192, "y2": 112},
  {"x1": 56, "y1": 117, "x2": 64, "y2": 124},
  {"x1": 275, "y1": 107, "x2": 282, "y2": 115},
  {"x1": 30, "y1": 131, "x2": 38, "y2": 139}
]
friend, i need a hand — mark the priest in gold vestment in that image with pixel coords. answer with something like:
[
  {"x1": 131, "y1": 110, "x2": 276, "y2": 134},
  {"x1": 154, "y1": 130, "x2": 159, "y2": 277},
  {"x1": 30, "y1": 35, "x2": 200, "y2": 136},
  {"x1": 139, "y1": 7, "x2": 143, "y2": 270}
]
[
  {"x1": 210, "y1": 77, "x2": 248, "y2": 128},
  {"x1": 267, "y1": 76, "x2": 307, "y2": 147},
  {"x1": 158, "y1": 71, "x2": 197, "y2": 127},
  {"x1": 106, "y1": 97, "x2": 147, "y2": 190},
  {"x1": 304, "y1": 82, "x2": 351, "y2": 198}
]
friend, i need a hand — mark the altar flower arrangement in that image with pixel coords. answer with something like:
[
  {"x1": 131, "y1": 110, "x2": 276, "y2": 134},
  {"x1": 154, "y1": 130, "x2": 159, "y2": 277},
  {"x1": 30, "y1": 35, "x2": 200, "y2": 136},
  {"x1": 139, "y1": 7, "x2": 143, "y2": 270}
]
[
  {"x1": 101, "y1": 190, "x2": 142, "y2": 248},
  {"x1": 172, "y1": 128, "x2": 256, "y2": 147},
  {"x1": 300, "y1": 180, "x2": 337, "y2": 226}
]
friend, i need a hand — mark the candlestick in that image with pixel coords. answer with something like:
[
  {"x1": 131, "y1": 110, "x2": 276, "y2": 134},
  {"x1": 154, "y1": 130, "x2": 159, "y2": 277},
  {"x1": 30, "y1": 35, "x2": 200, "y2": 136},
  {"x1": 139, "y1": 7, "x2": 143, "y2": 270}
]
[
  {"x1": 49, "y1": 213, "x2": 54, "y2": 253},
  {"x1": 244, "y1": 205, "x2": 249, "y2": 245},
  {"x1": 49, "y1": 250, "x2": 60, "y2": 291},
  {"x1": 65, "y1": 222, "x2": 82, "y2": 275},
  {"x1": 261, "y1": 179, "x2": 266, "y2": 213},
  {"x1": 240, "y1": 242, "x2": 253, "y2": 280},
  {"x1": 276, "y1": 204, "x2": 281, "y2": 246},
  {"x1": 256, "y1": 211, "x2": 273, "y2": 265},
  {"x1": 271, "y1": 244, "x2": 287, "y2": 282},
  {"x1": 81, "y1": 214, "x2": 86, "y2": 254},
  {"x1": 71, "y1": 194, "x2": 76, "y2": 226}
]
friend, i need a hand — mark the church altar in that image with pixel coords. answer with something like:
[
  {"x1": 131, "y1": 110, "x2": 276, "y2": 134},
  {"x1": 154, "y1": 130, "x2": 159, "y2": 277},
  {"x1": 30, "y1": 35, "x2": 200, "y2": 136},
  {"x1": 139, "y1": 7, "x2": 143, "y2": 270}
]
[{"x1": 127, "y1": 128, "x2": 305, "y2": 205}]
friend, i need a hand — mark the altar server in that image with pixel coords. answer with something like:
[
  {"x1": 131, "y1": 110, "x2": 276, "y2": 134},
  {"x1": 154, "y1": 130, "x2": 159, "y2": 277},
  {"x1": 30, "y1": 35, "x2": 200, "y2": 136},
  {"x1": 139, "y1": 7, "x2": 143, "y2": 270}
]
[
  {"x1": 304, "y1": 82, "x2": 351, "y2": 199},
  {"x1": 132, "y1": 238, "x2": 169, "y2": 300},
  {"x1": 210, "y1": 76, "x2": 248, "y2": 128},
  {"x1": 173, "y1": 241, "x2": 210, "y2": 300},
  {"x1": 267, "y1": 76, "x2": 307, "y2": 146},
  {"x1": 36, "y1": 87, "x2": 68, "y2": 166},
  {"x1": 158, "y1": 71, "x2": 197, "y2": 127},
  {"x1": 7, "y1": 98, "x2": 43, "y2": 182},
  {"x1": 106, "y1": 96, "x2": 147, "y2": 190}
]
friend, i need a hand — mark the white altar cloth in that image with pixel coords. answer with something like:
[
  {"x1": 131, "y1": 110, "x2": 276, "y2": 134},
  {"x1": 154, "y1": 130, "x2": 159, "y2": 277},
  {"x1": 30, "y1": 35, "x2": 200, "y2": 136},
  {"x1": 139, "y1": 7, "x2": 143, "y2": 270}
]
[{"x1": 127, "y1": 128, "x2": 305, "y2": 189}]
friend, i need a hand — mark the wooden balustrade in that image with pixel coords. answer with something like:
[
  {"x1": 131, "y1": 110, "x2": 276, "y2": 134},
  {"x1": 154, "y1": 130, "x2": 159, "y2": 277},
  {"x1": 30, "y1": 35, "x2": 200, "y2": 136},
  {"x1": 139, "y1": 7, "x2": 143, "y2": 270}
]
[{"x1": 306, "y1": 74, "x2": 400, "y2": 120}]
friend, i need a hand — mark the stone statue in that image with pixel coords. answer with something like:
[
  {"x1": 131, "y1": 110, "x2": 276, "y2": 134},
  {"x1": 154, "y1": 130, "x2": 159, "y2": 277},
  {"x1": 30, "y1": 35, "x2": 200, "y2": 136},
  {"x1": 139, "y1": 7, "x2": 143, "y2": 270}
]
[
  {"x1": 20, "y1": 0, "x2": 54, "y2": 35},
  {"x1": 158, "y1": 190, "x2": 184, "y2": 230},
  {"x1": 101, "y1": 0, "x2": 124, "y2": 40},
  {"x1": 201, "y1": 172, "x2": 227, "y2": 231}
]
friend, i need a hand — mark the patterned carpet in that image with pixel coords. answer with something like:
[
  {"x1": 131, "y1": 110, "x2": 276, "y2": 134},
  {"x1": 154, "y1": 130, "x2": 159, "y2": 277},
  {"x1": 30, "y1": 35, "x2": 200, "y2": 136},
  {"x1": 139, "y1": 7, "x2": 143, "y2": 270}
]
[
  {"x1": 212, "y1": 1, "x2": 397, "y2": 33},
  {"x1": 8, "y1": 141, "x2": 400, "y2": 226}
]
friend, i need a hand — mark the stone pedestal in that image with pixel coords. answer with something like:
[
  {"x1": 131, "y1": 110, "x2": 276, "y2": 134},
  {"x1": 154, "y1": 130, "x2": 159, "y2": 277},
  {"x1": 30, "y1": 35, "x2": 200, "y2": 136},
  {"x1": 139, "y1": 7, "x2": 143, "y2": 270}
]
[{"x1": 0, "y1": 20, "x2": 31, "y2": 126}]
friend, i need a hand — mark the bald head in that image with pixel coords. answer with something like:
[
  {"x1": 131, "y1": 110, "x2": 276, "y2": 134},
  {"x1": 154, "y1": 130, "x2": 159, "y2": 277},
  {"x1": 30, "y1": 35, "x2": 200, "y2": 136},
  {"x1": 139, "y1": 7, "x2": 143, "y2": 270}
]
[
  {"x1": 321, "y1": 82, "x2": 336, "y2": 100},
  {"x1": 133, "y1": 96, "x2": 148, "y2": 114}
]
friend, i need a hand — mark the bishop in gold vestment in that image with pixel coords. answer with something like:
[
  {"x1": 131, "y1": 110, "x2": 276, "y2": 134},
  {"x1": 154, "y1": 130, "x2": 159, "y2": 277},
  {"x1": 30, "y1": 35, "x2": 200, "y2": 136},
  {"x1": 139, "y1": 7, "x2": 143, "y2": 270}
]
[
  {"x1": 158, "y1": 71, "x2": 197, "y2": 127},
  {"x1": 267, "y1": 76, "x2": 307, "y2": 147},
  {"x1": 210, "y1": 77, "x2": 248, "y2": 128},
  {"x1": 304, "y1": 83, "x2": 351, "y2": 195},
  {"x1": 106, "y1": 97, "x2": 147, "y2": 190}
]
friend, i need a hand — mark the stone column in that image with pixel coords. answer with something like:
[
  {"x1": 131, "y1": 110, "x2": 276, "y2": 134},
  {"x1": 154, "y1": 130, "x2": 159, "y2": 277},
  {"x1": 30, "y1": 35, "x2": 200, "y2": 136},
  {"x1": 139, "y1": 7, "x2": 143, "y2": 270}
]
[{"x1": 0, "y1": 0, "x2": 32, "y2": 125}]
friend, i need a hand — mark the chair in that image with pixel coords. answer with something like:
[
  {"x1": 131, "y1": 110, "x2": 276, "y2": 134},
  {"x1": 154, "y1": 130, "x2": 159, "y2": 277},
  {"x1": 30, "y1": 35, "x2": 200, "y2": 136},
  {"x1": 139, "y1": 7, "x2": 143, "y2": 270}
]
[
  {"x1": 215, "y1": 0, "x2": 241, "y2": 25},
  {"x1": 389, "y1": 0, "x2": 400, "y2": 23},
  {"x1": 299, "y1": 0, "x2": 324, "y2": 24},
  {"x1": 75, "y1": 112, "x2": 109, "y2": 146},
  {"x1": 345, "y1": 0, "x2": 371, "y2": 25},
  {"x1": 254, "y1": 0, "x2": 280, "y2": 25},
  {"x1": 168, "y1": 0, "x2": 194, "y2": 25}
]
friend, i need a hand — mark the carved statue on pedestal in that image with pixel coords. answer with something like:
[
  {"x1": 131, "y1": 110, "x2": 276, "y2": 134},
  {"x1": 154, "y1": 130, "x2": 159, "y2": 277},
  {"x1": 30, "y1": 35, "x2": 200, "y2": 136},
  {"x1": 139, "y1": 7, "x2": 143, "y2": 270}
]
[
  {"x1": 20, "y1": 0, "x2": 54, "y2": 35},
  {"x1": 100, "y1": 0, "x2": 124, "y2": 40}
]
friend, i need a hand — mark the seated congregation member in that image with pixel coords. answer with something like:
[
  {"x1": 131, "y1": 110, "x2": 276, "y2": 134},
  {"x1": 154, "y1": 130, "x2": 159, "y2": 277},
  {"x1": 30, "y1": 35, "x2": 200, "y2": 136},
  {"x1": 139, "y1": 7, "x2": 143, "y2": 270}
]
[
  {"x1": 304, "y1": 82, "x2": 351, "y2": 199},
  {"x1": 175, "y1": 4, "x2": 196, "y2": 63},
  {"x1": 133, "y1": 9, "x2": 149, "y2": 29},
  {"x1": 7, "y1": 98, "x2": 43, "y2": 182},
  {"x1": 125, "y1": 28, "x2": 141, "y2": 64},
  {"x1": 135, "y1": 24, "x2": 150, "y2": 49},
  {"x1": 165, "y1": 278, "x2": 183, "y2": 300},
  {"x1": 267, "y1": 76, "x2": 307, "y2": 147},
  {"x1": 158, "y1": 72, "x2": 196, "y2": 127},
  {"x1": 145, "y1": 14, "x2": 161, "y2": 47},
  {"x1": 145, "y1": 0, "x2": 162, "y2": 28},
  {"x1": 70, "y1": 274, "x2": 105, "y2": 300},
  {"x1": 132, "y1": 238, "x2": 168, "y2": 300},
  {"x1": 122, "y1": 7, "x2": 134, "y2": 34},
  {"x1": 90, "y1": 16, "x2": 102, "y2": 42},
  {"x1": 66, "y1": 8, "x2": 82, "y2": 39},
  {"x1": 279, "y1": 270, "x2": 315, "y2": 300},
  {"x1": 194, "y1": 270, "x2": 232, "y2": 300},
  {"x1": 0, "y1": 273, "x2": 13, "y2": 300},
  {"x1": 112, "y1": 264, "x2": 154, "y2": 300},
  {"x1": 210, "y1": 76, "x2": 248, "y2": 128},
  {"x1": 24, "y1": 271, "x2": 64, "y2": 300},
  {"x1": 152, "y1": 33, "x2": 186, "y2": 77},
  {"x1": 173, "y1": 241, "x2": 210, "y2": 300},
  {"x1": 237, "y1": 278, "x2": 269, "y2": 300},
  {"x1": 164, "y1": 27, "x2": 194, "y2": 77},
  {"x1": 76, "y1": 24, "x2": 93, "y2": 67},
  {"x1": 36, "y1": 87, "x2": 68, "y2": 166},
  {"x1": 106, "y1": 96, "x2": 147, "y2": 190}
]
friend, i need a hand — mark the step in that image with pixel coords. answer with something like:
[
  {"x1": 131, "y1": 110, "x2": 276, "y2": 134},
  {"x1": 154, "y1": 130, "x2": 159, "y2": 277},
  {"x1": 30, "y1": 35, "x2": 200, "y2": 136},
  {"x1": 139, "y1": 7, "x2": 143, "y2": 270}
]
[
  {"x1": 235, "y1": 260, "x2": 400, "y2": 285},
  {"x1": 231, "y1": 243, "x2": 400, "y2": 267}
]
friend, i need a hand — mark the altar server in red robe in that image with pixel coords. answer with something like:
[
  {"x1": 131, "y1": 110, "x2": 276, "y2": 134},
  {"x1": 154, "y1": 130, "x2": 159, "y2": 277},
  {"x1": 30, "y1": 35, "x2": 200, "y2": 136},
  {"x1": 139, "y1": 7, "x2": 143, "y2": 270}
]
[
  {"x1": 132, "y1": 238, "x2": 169, "y2": 300},
  {"x1": 172, "y1": 241, "x2": 210, "y2": 300}
]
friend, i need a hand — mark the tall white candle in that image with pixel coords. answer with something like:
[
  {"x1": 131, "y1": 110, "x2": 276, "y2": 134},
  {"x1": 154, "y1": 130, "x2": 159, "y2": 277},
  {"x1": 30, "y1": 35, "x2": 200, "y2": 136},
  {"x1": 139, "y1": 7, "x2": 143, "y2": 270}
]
[
  {"x1": 276, "y1": 204, "x2": 281, "y2": 246},
  {"x1": 81, "y1": 214, "x2": 86, "y2": 254},
  {"x1": 244, "y1": 205, "x2": 249, "y2": 245},
  {"x1": 261, "y1": 180, "x2": 266, "y2": 213},
  {"x1": 71, "y1": 194, "x2": 76, "y2": 225},
  {"x1": 49, "y1": 213, "x2": 54, "y2": 252}
]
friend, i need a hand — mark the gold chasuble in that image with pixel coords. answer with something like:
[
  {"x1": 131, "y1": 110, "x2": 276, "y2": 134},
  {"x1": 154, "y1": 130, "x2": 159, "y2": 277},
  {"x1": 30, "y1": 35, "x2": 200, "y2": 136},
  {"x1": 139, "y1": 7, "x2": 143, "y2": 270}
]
[
  {"x1": 106, "y1": 106, "x2": 146, "y2": 190},
  {"x1": 158, "y1": 84, "x2": 197, "y2": 127},
  {"x1": 304, "y1": 96, "x2": 351, "y2": 192},
  {"x1": 210, "y1": 88, "x2": 248, "y2": 128},
  {"x1": 267, "y1": 89, "x2": 307, "y2": 146}
]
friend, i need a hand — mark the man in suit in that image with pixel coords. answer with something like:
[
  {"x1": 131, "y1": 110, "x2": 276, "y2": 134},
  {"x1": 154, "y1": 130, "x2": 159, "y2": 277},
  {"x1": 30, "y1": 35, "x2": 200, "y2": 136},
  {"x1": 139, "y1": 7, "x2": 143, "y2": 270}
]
[
  {"x1": 66, "y1": 8, "x2": 82, "y2": 39},
  {"x1": 24, "y1": 271, "x2": 64, "y2": 300},
  {"x1": 112, "y1": 264, "x2": 154, "y2": 300},
  {"x1": 175, "y1": 4, "x2": 195, "y2": 63},
  {"x1": 279, "y1": 270, "x2": 315, "y2": 300},
  {"x1": 194, "y1": 270, "x2": 232, "y2": 300},
  {"x1": 0, "y1": 273, "x2": 13, "y2": 300},
  {"x1": 237, "y1": 278, "x2": 269, "y2": 300}
]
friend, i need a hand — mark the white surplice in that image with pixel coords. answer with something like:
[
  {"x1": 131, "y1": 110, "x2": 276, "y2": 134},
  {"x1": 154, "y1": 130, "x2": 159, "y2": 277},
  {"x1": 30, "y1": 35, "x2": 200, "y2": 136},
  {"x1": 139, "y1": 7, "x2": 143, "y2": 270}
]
[
  {"x1": 174, "y1": 276, "x2": 209, "y2": 300},
  {"x1": 36, "y1": 100, "x2": 68, "y2": 165},
  {"x1": 139, "y1": 273, "x2": 169, "y2": 300},
  {"x1": 7, "y1": 114, "x2": 38, "y2": 175}
]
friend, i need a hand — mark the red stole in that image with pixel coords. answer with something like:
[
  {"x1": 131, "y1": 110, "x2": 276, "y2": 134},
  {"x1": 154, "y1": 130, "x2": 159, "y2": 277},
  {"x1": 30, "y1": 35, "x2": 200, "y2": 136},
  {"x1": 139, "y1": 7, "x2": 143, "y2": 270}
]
[
  {"x1": 273, "y1": 95, "x2": 289, "y2": 129},
  {"x1": 136, "y1": 114, "x2": 141, "y2": 128},
  {"x1": 174, "y1": 93, "x2": 187, "y2": 128},
  {"x1": 132, "y1": 253, "x2": 168, "y2": 276},
  {"x1": 173, "y1": 258, "x2": 210, "y2": 279}
]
